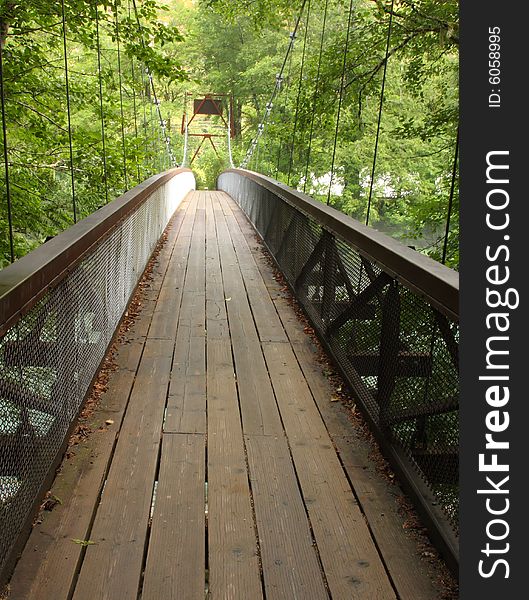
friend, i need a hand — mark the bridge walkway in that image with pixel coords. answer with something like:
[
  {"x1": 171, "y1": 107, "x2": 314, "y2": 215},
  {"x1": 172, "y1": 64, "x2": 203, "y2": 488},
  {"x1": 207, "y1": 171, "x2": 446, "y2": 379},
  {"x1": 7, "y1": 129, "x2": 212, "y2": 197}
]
[{"x1": 8, "y1": 191, "x2": 440, "y2": 600}]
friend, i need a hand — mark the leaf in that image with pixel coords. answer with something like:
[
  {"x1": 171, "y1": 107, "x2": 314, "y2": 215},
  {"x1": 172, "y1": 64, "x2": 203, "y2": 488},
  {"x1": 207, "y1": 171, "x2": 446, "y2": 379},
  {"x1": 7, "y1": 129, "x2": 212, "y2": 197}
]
[{"x1": 71, "y1": 539, "x2": 97, "y2": 546}]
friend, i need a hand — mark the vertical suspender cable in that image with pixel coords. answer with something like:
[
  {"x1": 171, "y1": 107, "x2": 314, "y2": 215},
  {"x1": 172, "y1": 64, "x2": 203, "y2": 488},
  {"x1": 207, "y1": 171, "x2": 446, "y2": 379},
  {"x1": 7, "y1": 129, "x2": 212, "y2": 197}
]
[
  {"x1": 263, "y1": 132, "x2": 272, "y2": 176},
  {"x1": 0, "y1": 40, "x2": 14, "y2": 262},
  {"x1": 227, "y1": 102, "x2": 234, "y2": 168},
  {"x1": 442, "y1": 129, "x2": 459, "y2": 265},
  {"x1": 139, "y1": 66, "x2": 150, "y2": 174},
  {"x1": 145, "y1": 69, "x2": 157, "y2": 173},
  {"x1": 287, "y1": 0, "x2": 311, "y2": 186},
  {"x1": 274, "y1": 123, "x2": 282, "y2": 177},
  {"x1": 149, "y1": 82, "x2": 170, "y2": 168},
  {"x1": 149, "y1": 78, "x2": 163, "y2": 170},
  {"x1": 326, "y1": 0, "x2": 354, "y2": 206},
  {"x1": 115, "y1": 0, "x2": 128, "y2": 190},
  {"x1": 61, "y1": 0, "x2": 77, "y2": 223},
  {"x1": 181, "y1": 112, "x2": 189, "y2": 167},
  {"x1": 129, "y1": 0, "x2": 141, "y2": 182},
  {"x1": 303, "y1": 0, "x2": 329, "y2": 193},
  {"x1": 95, "y1": 6, "x2": 109, "y2": 204},
  {"x1": 147, "y1": 78, "x2": 161, "y2": 173},
  {"x1": 131, "y1": 56, "x2": 141, "y2": 182},
  {"x1": 255, "y1": 137, "x2": 261, "y2": 172},
  {"x1": 241, "y1": 0, "x2": 307, "y2": 169},
  {"x1": 274, "y1": 31, "x2": 295, "y2": 177},
  {"x1": 132, "y1": 0, "x2": 173, "y2": 171},
  {"x1": 365, "y1": 0, "x2": 394, "y2": 226}
]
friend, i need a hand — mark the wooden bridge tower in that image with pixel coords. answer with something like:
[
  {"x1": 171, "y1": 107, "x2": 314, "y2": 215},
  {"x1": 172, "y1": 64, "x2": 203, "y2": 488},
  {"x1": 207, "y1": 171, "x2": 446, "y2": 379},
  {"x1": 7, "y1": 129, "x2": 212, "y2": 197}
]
[{"x1": 182, "y1": 92, "x2": 235, "y2": 164}]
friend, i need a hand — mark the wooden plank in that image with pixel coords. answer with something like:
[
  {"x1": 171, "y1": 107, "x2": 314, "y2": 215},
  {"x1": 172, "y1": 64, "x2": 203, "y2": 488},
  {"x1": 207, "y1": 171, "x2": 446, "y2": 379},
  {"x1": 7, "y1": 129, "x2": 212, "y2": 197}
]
[
  {"x1": 207, "y1": 339, "x2": 263, "y2": 600},
  {"x1": 165, "y1": 193, "x2": 206, "y2": 433},
  {"x1": 205, "y1": 193, "x2": 228, "y2": 341},
  {"x1": 113, "y1": 204, "x2": 189, "y2": 342},
  {"x1": 72, "y1": 338, "x2": 173, "y2": 600},
  {"x1": 262, "y1": 341, "x2": 396, "y2": 599},
  {"x1": 146, "y1": 197, "x2": 190, "y2": 291},
  {"x1": 219, "y1": 193, "x2": 394, "y2": 595},
  {"x1": 8, "y1": 204, "x2": 189, "y2": 600},
  {"x1": 10, "y1": 190, "x2": 440, "y2": 600},
  {"x1": 7, "y1": 369, "x2": 138, "y2": 600},
  {"x1": 227, "y1": 197, "x2": 442, "y2": 599},
  {"x1": 245, "y1": 435, "x2": 329, "y2": 600},
  {"x1": 148, "y1": 195, "x2": 196, "y2": 340},
  {"x1": 220, "y1": 194, "x2": 287, "y2": 343},
  {"x1": 281, "y1": 314, "x2": 442, "y2": 599},
  {"x1": 184, "y1": 192, "x2": 206, "y2": 293},
  {"x1": 205, "y1": 193, "x2": 263, "y2": 600},
  {"x1": 141, "y1": 433, "x2": 206, "y2": 600},
  {"x1": 164, "y1": 304, "x2": 206, "y2": 433},
  {"x1": 221, "y1": 198, "x2": 394, "y2": 596},
  {"x1": 213, "y1": 197, "x2": 282, "y2": 437}
]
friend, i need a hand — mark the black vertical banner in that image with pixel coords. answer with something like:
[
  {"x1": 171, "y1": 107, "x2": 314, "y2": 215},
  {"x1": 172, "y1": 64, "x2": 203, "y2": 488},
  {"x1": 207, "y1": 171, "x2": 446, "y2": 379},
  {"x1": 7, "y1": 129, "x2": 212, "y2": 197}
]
[{"x1": 460, "y1": 1, "x2": 528, "y2": 597}]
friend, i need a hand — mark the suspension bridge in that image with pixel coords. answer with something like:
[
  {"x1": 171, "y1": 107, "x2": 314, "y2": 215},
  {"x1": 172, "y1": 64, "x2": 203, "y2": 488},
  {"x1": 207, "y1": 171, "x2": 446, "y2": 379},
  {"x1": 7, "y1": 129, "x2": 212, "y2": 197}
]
[{"x1": 0, "y1": 1, "x2": 459, "y2": 598}]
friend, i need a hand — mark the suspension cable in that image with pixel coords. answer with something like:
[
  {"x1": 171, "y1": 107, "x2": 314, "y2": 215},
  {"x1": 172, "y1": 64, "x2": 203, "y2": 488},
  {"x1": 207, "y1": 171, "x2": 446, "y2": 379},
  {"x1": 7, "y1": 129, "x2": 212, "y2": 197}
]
[
  {"x1": 241, "y1": 0, "x2": 307, "y2": 169},
  {"x1": 130, "y1": 54, "x2": 141, "y2": 182},
  {"x1": 114, "y1": 1, "x2": 129, "y2": 189},
  {"x1": 138, "y1": 64, "x2": 153, "y2": 175},
  {"x1": 303, "y1": 0, "x2": 329, "y2": 193},
  {"x1": 227, "y1": 100, "x2": 234, "y2": 168},
  {"x1": 60, "y1": 0, "x2": 77, "y2": 223},
  {"x1": 147, "y1": 71, "x2": 159, "y2": 173},
  {"x1": 287, "y1": 0, "x2": 311, "y2": 186},
  {"x1": 95, "y1": 5, "x2": 109, "y2": 204},
  {"x1": 181, "y1": 111, "x2": 189, "y2": 167},
  {"x1": 149, "y1": 73, "x2": 170, "y2": 168},
  {"x1": 326, "y1": 0, "x2": 354, "y2": 206},
  {"x1": 273, "y1": 24, "x2": 296, "y2": 176},
  {"x1": 442, "y1": 129, "x2": 459, "y2": 265},
  {"x1": 0, "y1": 39, "x2": 14, "y2": 262},
  {"x1": 129, "y1": 0, "x2": 141, "y2": 181},
  {"x1": 365, "y1": 0, "x2": 394, "y2": 226},
  {"x1": 132, "y1": 0, "x2": 174, "y2": 168}
]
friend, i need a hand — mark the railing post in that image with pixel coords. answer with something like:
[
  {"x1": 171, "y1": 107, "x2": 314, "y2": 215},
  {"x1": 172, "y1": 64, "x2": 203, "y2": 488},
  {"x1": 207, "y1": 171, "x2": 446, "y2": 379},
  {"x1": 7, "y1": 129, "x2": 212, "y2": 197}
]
[
  {"x1": 376, "y1": 280, "x2": 400, "y2": 428},
  {"x1": 321, "y1": 231, "x2": 337, "y2": 323}
]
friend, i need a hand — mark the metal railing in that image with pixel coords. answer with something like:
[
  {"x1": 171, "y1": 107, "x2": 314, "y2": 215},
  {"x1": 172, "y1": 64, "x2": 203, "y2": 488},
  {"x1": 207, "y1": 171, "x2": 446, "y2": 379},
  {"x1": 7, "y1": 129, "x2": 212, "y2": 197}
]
[
  {"x1": 0, "y1": 168, "x2": 195, "y2": 582},
  {"x1": 218, "y1": 168, "x2": 459, "y2": 571}
]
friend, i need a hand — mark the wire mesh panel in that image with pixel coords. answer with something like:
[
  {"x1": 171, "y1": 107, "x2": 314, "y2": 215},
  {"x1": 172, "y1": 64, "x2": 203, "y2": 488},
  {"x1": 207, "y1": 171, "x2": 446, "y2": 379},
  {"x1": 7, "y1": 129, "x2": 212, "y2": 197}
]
[
  {"x1": 218, "y1": 169, "x2": 459, "y2": 562},
  {"x1": 0, "y1": 169, "x2": 195, "y2": 579}
]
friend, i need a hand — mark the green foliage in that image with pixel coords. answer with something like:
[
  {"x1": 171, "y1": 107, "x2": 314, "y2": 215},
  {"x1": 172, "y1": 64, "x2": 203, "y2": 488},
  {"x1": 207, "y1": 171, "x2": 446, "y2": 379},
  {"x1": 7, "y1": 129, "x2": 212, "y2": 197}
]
[
  {"x1": 183, "y1": 0, "x2": 459, "y2": 268},
  {"x1": 0, "y1": 0, "x2": 187, "y2": 267},
  {"x1": 200, "y1": 0, "x2": 296, "y2": 29},
  {"x1": 1, "y1": 0, "x2": 460, "y2": 269}
]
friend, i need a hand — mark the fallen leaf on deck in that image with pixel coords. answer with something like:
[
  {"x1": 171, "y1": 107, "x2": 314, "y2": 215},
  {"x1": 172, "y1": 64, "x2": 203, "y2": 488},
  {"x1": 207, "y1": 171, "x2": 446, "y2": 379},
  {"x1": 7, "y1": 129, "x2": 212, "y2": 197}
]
[{"x1": 71, "y1": 539, "x2": 96, "y2": 546}]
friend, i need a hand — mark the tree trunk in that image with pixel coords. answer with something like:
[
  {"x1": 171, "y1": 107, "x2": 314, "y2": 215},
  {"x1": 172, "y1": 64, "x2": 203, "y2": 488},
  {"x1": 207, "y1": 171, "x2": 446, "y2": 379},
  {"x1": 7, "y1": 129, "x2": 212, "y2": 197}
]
[{"x1": 0, "y1": 4, "x2": 15, "y2": 49}]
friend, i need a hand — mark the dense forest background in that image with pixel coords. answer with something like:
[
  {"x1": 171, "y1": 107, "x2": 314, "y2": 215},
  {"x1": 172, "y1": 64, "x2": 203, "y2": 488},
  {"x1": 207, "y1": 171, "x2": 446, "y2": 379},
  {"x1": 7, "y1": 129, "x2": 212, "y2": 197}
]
[{"x1": 0, "y1": 0, "x2": 458, "y2": 268}]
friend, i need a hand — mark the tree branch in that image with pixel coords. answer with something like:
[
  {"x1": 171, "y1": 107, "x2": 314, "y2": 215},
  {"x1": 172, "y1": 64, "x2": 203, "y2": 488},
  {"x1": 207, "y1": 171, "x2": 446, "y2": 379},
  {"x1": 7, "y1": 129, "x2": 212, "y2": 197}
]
[
  {"x1": 345, "y1": 35, "x2": 415, "y2": 93},
  {"x1": 12, "y1": 100, "x2": 67, "y2": 132}
]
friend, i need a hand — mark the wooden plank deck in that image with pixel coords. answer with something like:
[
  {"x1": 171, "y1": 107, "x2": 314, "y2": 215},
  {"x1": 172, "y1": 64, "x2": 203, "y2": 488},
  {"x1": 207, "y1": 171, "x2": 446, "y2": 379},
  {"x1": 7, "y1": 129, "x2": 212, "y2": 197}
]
[{"x1": 7, "y1": 191, "x2": 444, "y2": 600}]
